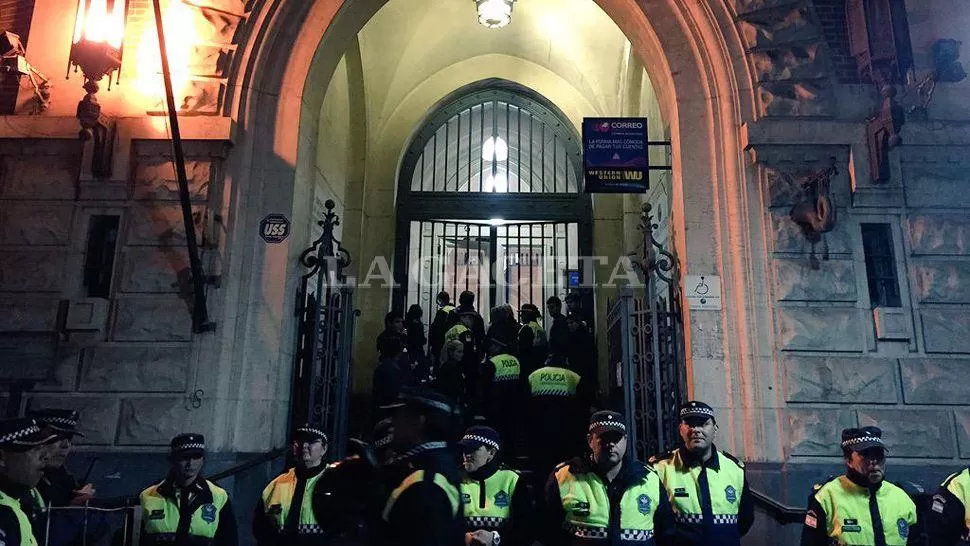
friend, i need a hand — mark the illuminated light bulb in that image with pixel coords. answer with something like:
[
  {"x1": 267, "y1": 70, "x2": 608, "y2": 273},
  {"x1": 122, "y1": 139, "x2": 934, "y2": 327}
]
[
  {"x1": 484, "y1": 172, "x2": 509, "y2": 193},
  {"x1": 476, "y1": 0, "x2": 515, "y2": 29},
  {"x1": 482, "y1": 136, "x2": 509, "y2": 162}
]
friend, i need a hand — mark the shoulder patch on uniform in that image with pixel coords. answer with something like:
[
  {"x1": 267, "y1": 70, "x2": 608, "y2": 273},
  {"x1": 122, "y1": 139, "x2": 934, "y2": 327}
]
[
  {"x1": 804, "y1": 509, "x2": 818, "y2": 529},
  {"x1": 720, "y1": 450, "x2": 744, "y2": 468},
  {"x1": 932, "y1": 494, "x2": 947, "y2": 514}
]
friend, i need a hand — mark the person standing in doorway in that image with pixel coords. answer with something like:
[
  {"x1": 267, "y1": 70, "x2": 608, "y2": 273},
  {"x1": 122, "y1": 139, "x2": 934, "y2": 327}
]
[
  {"x1": 377, "y1": 312, "x2": 406, "y2": 360},
  {"x1": 430, "y1": 291, "x2": 457, "y2": 370},
  {"x1": 517, "y1": 304, "x2": 547, "y2": 377},
  {"x1": 405, "y1": 304, "x2": 430, "y2": 382},
  {"x1": 456, "y1": 291, "x2": 486, "y2": 350},
  {"x1": 650, "y1": 401, "x2": 753, "y2": 546},
  {"x1": 139, "y1": 434, "x2": 238, "y2": 546},
  {"x1": 545, "y1": 296, "x2": 568, "y2": 358},
  {"x1": 480, "y1": 336, "x2": 522, "y2": 456}
]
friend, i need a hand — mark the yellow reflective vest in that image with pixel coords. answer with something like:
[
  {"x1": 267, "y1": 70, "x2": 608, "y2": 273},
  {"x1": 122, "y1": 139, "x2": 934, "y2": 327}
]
[
  {"x1": 810, "y1": 476, "x2": 917, "y2": 545},
  {"x1": 651, "y1": 448, "x2": 745, "y2": 542},
  {"x1": 140, "y1": 479, "x2": 229, "y2": 544},
  {"x1": 527, "y1": 320, "x2": 547, "y2": 346},
  {"x1": 382, "y1": 469, "x2": 461, "y2": 521},
  {"x1": 528, "y1": 366, "x2": 580, "y2": 397},
  {"x1": 555, "y1": 460, "x2": 663, "y2": 543},
  {"x1": 445, "y1": 324, "x2": 470, "y2": 343},
  {"x1": 260, "y1": 468, "x2": 325, "y2": 535},
  {"x1": 0, "y1": 489, "x2": 38, "y2": 546},
  {"x1": 488, "y1": 354, "x2": 521, "y2": 382},
  {"x1": 461, "y1": 469, "x2": 520, "y2": 531}
]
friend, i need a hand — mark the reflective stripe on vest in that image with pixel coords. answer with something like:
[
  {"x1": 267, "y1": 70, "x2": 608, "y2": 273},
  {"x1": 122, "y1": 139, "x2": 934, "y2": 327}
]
[
  {"x1": 555, "y1": 464, "x2": 661, "y2": 542},
  {"x1": 383, "y1": 470, "x2": 461, "y2": 522},
  {"x1": 445, "y1": 324, "x2": 470, "y2": 343},
  {"x1": 653, "y1": 450, "x2": 744, "y2": 528},
  {"x1": 943, "y1": 469, "x2": 970, "y2": 541},
  {"x1": 461, "y1": 469, "x2": 520, "y2": 530},
  {"x1": 813, "y1": 476, "x2": 917, "y2": 545},
  {"x1": 528, "y1": 321, "x2": 547, "y2": 346},
  {"x1": 528, "y1": 366, "x2": 580, "y2": 397},
  {"x1": 140, "y1": 480, "x2": 229, "y2": 541},
  {"x1": 488, "y1": 354, "x2": 521, "y2": 382},
  {"x1": 0, "y1": 490, "x2": 38, "y2": 546},
  {"x1": 260, "y1": 468, "x2": 326, "y2": 534}
]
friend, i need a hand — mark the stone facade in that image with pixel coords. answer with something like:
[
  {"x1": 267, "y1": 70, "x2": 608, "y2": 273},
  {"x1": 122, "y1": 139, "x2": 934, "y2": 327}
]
[{"x1": 2, "y1": 140, "x2": 226, "y2": 447}]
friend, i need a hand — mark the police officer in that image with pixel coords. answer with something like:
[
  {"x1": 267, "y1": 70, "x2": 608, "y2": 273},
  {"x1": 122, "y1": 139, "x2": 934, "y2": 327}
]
[
  {"x1": 480, "y1": 337, "x2": 521, "y2": 451},
  {"x1": 516, "y1": 304, "x2": 547, "y2": 376},
  {"x1": 448, "y1": 311, "x2": 482, "y2": 412},
  {"x1": 140, "y1": 434, "x2": 237, "y2": 546},
  {"x1": 0, "y1": 418, "x2": 56, "y2": 546},
  {"x1": 458, "y1": 426, "x2": 531, "y2": 546},
  {"x1": 27, "y1": 409, "x2": 94, "y2": 507},
  {"x1": 527, "y1": 356, "x2": 584, "y2": 481},
  {"x1": 801, "y1": 426, "x2": 920, "y2": 546},
  {"x1": 929, "y1": 463, "x2": 970, "y2": 545},
  {"x1": 650, "y1": 401, "x2": 753, "y2": 546},
  {"x1": 377, "y1": 387, "x2": 465, "y2": 546},
  {"x1": 253, "y1": 425, "x2": 329, "y2": 545},
  {"x1": 545, "y1": 410, "x2": 673, "y2": 545}
]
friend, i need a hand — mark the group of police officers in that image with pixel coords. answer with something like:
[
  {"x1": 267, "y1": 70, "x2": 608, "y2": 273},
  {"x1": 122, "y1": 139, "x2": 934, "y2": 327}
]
[{"x1": 3, "y1": 398, "x2": 970, "y2": 545}]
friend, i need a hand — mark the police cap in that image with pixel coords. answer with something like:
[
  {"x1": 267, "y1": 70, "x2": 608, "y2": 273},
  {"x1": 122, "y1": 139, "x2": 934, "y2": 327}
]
[
  {"x1": 841, "y1": 426, "x2": 887, "y2": 454},
  {"x1": 294, "y1": 424, "x2": 328, "y2": 444},
  {"x1": 679, "y1": 401, "x2": 716, "y2": 425},
  {"x1": 27, "y1": 408, "x2": 85, "y2": 438},
  {"x1": 0, "y1": 418, "x2": 57, "y2": 451},
  {"x1": 459, "y1": 425, "x2": 501, "y2": 452},
  {"x1": 380, "y1": 387, "x2": 456, "y2": 416},
  {"x1": 589, "y1": 410, "x2": 626, "y2": 436},
  {"x1": 371, "y1": 418, "x2": 393, "y2": 450},
  {"x1": 170, "y1": 433, "x2": 205, "y2": 458}
]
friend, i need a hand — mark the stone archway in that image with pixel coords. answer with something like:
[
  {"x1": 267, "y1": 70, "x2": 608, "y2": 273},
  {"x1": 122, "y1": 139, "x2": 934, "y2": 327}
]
[{"x1": 218, "y1": 0, "x2": 777, "y2": 462}]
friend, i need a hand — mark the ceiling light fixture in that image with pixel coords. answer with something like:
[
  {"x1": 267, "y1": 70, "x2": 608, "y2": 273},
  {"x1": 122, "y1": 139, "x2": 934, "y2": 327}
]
[
  {"x1": 482, "y1": 136, "x2": 509, "y2": 162},
  {"x1": 476, "y1": 0, "x2": 516, "y2": 29}
]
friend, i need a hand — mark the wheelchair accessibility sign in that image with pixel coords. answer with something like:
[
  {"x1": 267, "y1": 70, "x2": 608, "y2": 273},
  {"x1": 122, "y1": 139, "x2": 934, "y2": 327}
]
[{"x1": 685, "y1": 275, "x2": 721, "y2": 310}]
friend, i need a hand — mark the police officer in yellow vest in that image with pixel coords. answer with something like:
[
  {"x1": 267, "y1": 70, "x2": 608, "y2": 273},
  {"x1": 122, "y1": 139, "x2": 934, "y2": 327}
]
[
  {"x1": 545, "y1": 410, "x2": 673, "y2": 545},
  {"x1": 253, "y1": 425, "x2": 329, "y2": 546},
  {"x1": 481, "y1": 337, "x2": 521, "y2": 452},
  {"x1": 929, "y1": 464, "x2": 970, "y2": 545},
  {"x1": 140, "y1": 434, "x2": 237, "y2": 546},
  {"x1": 458, "y1": 426, "x2": 532, "y2": 546},
  {"x1": 377, "y1": 387, "x2": 465, "y2": 546},
  {"x1": 650, "y1": 401, "x2": 753, "y2": 546},
  {"x1": 0, "y1": 418, "x2": 57, "y2": 546},
  {"x1": 801, "y1": 426, "x2": 920, "y2": 546},
  {"x1": 527, "y1": 356, "x2": 584, "y2": 480}
]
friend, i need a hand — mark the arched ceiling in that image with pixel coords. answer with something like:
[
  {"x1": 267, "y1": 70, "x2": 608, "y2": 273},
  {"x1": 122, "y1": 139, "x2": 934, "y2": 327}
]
[{"x1": 355, "y1": 0, "x2": 648, "y2": 137}]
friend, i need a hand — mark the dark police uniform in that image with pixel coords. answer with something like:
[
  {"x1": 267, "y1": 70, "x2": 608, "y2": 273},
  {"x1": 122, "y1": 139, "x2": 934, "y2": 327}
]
[
  {"x1": 545, "y1": 411, "x2": 673, "y2": 546},
  {"x1": 650, "y1": 402, "x2": 753, "y2": 546},
  {"x1": 0, "y1": 418, "x2": 57, "y2": 546},
  {"x1": 253, "y1": 425, "x2": 329, "y2": 546},
  {"x1": 458, "y1": 427, "x2": 532, "y2": 546},
  {"x1": 377, "y1": 389, "x2": 465, "y2": 546},
  {"x1": 800, "y1": 427, "x2": 919, "y2": 546},
  {"x1": 527, "y1": 363, "x2": 584, "y2": 478},
  {"x1": 27, "y1": 409, "x2": 85, "y2": 507},
  {"x1": 929, "y1": 466, "x2": 970, "y2": 545},
  {"x1": 139, "y1": 434, "x2": 237, "y2": 546}
]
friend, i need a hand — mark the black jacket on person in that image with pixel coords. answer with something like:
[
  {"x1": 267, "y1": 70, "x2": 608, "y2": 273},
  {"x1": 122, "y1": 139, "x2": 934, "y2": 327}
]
[
  {"x1": 547, "y1": 313, "x2": 569, "y2": 357},
  {"x1": 371, "y1": 354, "x2": 415, "y2": 412},
  {"x1": 928, "y1": 467, "x2": 969, "y2": 546},
  {"x1": 375, "y1": 443, "x2": 465, "y2": 546},
  {"x1": 252, "y1": 464, "x2": 327, "y2": 546},
  {"x1": 0, "y1": 477, "x2": 36, "y2": 546},
  {"x1": 462, "y1": 460, "x2": 533, "y2": 546},
  {"x1": 37, "y1": 465, "x2": 78, "y2": 507},
  {"x1": 543, "y1": 456, "x2": 674, "y2": 546},
  {"x1": 376, "y1": 328, "x2": 406, "y2": 360},
  {"x1": 456, "y1": 305, "x2": 486, "y2": 348},
  {"x1": 565, "y1": 327, "x2": 598, "y2": 409},
  {"x1": 405, "y1": 319, "x2": 429, "y2": 378}
]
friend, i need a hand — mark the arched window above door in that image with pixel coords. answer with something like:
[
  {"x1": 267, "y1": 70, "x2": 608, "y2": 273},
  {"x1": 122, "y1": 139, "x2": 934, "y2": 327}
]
[{"x1": 402, "y1": 81, "x2": 583, "y2": 195}]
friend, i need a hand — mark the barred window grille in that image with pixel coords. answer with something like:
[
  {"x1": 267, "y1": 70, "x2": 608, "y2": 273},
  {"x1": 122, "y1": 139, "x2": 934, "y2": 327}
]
[{"x1": 861, "y1": 223, "x2": 901, "y2": 308}]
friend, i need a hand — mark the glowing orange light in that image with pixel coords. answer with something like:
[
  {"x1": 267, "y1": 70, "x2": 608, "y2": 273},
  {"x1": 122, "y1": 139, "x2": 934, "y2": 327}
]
[
  {"x1": 73, "y1": 0, "x2": 127, "y2": 49},
  {"x1": 132, "y1": 1, "x2": 201, "y2": 111}
]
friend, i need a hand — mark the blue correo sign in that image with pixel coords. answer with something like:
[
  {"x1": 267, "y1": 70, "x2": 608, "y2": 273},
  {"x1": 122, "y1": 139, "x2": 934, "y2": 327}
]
[
  {"x1": 259, "y1": 214, "x2": 290, "y2": 243},
  {"x1": 583, "y1": 117, "x2": 649, "y2": 193}
]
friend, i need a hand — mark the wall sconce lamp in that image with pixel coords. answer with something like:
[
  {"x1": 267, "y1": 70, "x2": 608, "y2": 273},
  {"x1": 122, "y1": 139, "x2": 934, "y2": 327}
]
[{"x1": 68, "y1": 0, "x2": 130, "y2": 178}]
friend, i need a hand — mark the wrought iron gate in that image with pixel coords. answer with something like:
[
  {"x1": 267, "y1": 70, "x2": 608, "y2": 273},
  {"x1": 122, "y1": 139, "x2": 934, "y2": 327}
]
[
  {"x1": 608, "y1": 203, "x2": 686, "y2": 460},
  {"x1": 404, "y1": 220, "x2": 580, "y2": 330},
  {"x1": 290, "y1": 200, "x2": 359, "y2": 461}
]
